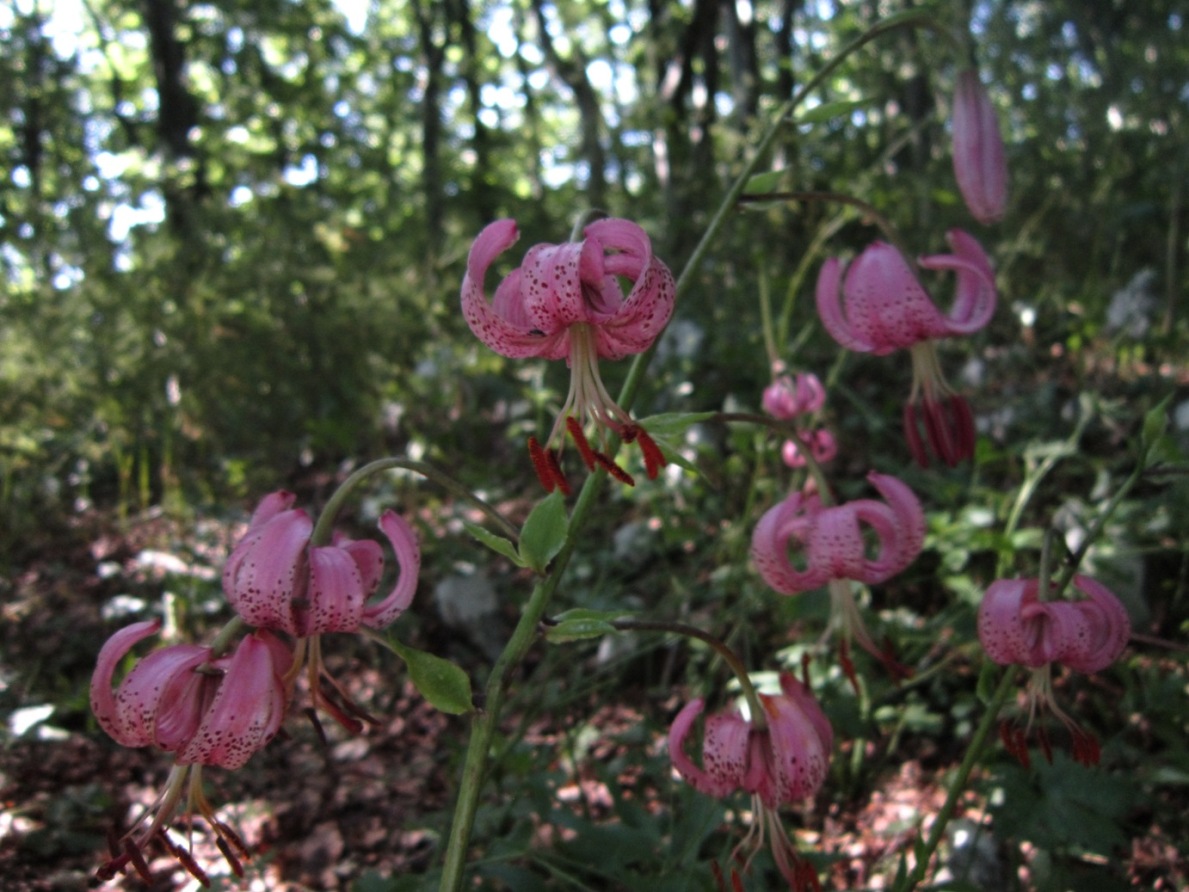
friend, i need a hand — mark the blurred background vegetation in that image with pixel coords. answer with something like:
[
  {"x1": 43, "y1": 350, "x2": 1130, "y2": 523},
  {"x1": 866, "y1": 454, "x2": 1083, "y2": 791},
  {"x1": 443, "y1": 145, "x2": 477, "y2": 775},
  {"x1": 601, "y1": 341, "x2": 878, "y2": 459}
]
[{"x1": 1, "y1": 0, "x2": 1186, "y2": 889}]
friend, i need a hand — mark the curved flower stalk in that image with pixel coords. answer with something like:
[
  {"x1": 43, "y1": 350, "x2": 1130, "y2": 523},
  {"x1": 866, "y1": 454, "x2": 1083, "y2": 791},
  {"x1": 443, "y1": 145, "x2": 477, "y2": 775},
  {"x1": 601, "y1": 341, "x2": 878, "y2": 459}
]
[
  {"x1": 952, "y1": 69, "x2": 1008, "y2": 225},
  {"x1": 977, "y1": 574, "x2": 1130, "y2": 766},
  {"x1": 222, "y1": 490, "x2": 421, "y2": 730},
  {"x1": 462, "y1": 217, "x2": 676, "y2": 490},
  {"x1": 91, "y1": 622, "x2": 291, "y2": 885},
  {"x1": 669, "y1": 673, "x2": 832, "y2": 891},
  {"x1": 751, "y1": 473, "x2": 925, "y2": 683},
  {"x1": 815, "y1": 231, "x2": 996, "y2": 466}
]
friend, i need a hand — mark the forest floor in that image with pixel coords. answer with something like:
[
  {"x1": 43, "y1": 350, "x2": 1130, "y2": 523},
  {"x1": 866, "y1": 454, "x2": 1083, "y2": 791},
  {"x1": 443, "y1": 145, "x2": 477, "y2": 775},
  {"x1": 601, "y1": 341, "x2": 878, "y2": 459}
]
[{"x1": 1, "y1": 489, "x2": 1187, "y2": 891}]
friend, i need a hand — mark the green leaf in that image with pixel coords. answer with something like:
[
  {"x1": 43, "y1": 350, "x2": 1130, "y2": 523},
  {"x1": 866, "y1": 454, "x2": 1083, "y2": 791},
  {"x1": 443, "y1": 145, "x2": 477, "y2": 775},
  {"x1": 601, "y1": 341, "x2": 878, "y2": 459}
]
[
  {"x1": 386, "y1": 639, "x2": 473, "y2": 715},
  {"x1": 518, "y1": 490, "x2": 569, "y2": 573},
  {"x1": 637, "y1": 411, "x2": 715, "y2": 437},
  {"x1": 797, "y1": 98, "x2": 867, "y2": 124},
  {"x1": 742, "y1": 169, "x2": 785, "y2": 195},
  {"x1": 543, "y1": 608, "x2": 633, "y2": 643},
  {"x1": 462, "y1": 520, "x2": 526, "y2": 567}
]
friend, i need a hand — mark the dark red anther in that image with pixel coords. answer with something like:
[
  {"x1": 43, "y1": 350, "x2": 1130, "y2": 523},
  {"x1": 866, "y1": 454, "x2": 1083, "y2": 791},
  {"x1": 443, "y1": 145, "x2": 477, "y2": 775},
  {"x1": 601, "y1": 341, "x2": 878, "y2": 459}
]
[
  {"x1": 529, "y1": 437, "x2": 560, "y2": 492},
  {"x1": 1071, "y1": 729, "x2": 1101, "y2": 766},
  {"x1": 124, "y1": 839, "x2": 155, "y2": 883},
  {"x1": 711, "y1": 860, "x2": 728, "y2": 892},
  {"x1": 215, "y1": 819, "x2": 251, "y2": 859},
  {"x1": 1037, "y1": 725, "x2": 1054, "y2": 764},
  {"x1": 635, "y1": 427, "x2": 668, "y2": 479},
  {"x1": 565, "y1": 416, "x2": 599, "y2": 471},
  {"x1": 838, "y1": 640, "x2": 860, "y2": 696},
  {"x1": 164, "y1": 835, "x2": 211, "y2": 886},
  {"x1": 216, "y1": 835, "x2": 245, "y2": 877},
  {"x1": 593, "y1": 449, "x2": 636, "y2": 486}
]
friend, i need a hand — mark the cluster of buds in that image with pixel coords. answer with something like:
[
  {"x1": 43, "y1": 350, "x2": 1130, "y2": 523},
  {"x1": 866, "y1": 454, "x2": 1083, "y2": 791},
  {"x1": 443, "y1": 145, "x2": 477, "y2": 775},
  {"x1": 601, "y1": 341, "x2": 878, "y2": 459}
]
[
  {"x1": 762, "y1": 372, "x2": 837, "y2": 469},
  {"x1": 91, "y1": 492, "x2": 420, "y2": 884}
]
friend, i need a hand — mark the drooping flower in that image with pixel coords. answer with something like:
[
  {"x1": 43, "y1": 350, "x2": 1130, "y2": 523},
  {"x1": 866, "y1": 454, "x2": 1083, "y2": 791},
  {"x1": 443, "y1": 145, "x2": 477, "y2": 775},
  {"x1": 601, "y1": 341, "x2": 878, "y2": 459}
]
[
  {"x1": 669, "y1": 673, "x2": 832, "y2": 891},
  {"x1": 222, "y1": 490, "x2": 420, "y2": 730},
  {"x1": 952, "y1": 69, "x2": 1008, "y2": 225},
  {"x1": 763, "y1": 373, "x2": 826, "y2": 421},
  {"x1": 92, "y1": 623, "x2": 292, "y2": 885},
  {"x1": 977, "y1": 574, "x2": 1130, "y2": 766},
  {"x1": 462, "y1": 217, "x2": 676, "y2": 490},
  {"x1": 751, "y1": 473, "x2": 924, "y2": 683},
  {"x1": 815, "y1": 231, "x2": 996, "y2": 466}
]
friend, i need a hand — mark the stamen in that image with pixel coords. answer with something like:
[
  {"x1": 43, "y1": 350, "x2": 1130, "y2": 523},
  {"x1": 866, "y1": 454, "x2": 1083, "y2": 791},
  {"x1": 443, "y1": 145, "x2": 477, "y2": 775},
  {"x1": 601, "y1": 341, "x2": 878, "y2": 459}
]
[
  {"x1": 634, "y1": 427, "x2": 668, "y2": 479},
  {"x1": 163, "y1": 835, "x2": 211, "y2": 886},
  {"x1": 593, "y1": 449, "x2": 636, "y2": 486},
  {"x1": 124, "y1": 839, "x2": 154, "y2": 883},
  {"x1": 216, "y1": 835, "x2": 245, "y2": 877},
  {"x1": 529, "y1": 437, "x2": 560, "y2": 492},
  {"x1": 565, "y1": 416, "x2": 599, "y2": 471},
  {"x1": 902, "y1": 402, "x2": 930, "y2": 467},
  {"x1": 838, "y1": 640, "x2": 860, "y2": 696}
]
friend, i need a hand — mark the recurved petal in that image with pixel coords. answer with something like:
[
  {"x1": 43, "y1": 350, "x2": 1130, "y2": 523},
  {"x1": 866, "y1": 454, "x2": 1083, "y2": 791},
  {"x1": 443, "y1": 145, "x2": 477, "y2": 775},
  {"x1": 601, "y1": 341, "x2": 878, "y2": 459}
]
[
  {"x1": 977, "y1": 578, "x2": 1038, "y2": 665},
  {"x1": 306, "y1": 545, "x2": 369, "y2": 634},
  {"x1": 361, "y1": 510, "x2": 421, "y2": 629},
  {"x1": 751, "y1": 493, "x2": 830, "y2": 594},
  {"x1": 121, "y1": 643, "x2": 215, "y2": 751},
  {"x1": 668, "y1": 699, "x2": 740, "y2": 799},
  {"x1": 91, "y1": 620, "x2": 163, "y2": 746},
  {"x1": 222, "y1": 507, "x2": 312, "y2": 634},
  {"x1": 763, "y1": 681, "x2": 832, "y2": 807},
  {"x1": 917, "y1": 229, "x2": 997, "y2": 335},
  {"x1": 815, "y1": 257, "x2": 873, "y2": 353},
  {"x1": 247, "y1": 490, "x2": 298, "y2": 531},
  {"x1": 179, "y1": 632, "x2": 290, "y2": 770},
  {"x1": 590, "y1": 224, "x2": 675, "y2": 359},
  {"x1": 866, "y1": 472, "x2": 926, "y2": 576},
  {"x1": 461, "y1": 219, "x2": 552, "y2": 358},
  {"x1": 1061, "y1": 575, "x2": 1130, "y2": 673}
]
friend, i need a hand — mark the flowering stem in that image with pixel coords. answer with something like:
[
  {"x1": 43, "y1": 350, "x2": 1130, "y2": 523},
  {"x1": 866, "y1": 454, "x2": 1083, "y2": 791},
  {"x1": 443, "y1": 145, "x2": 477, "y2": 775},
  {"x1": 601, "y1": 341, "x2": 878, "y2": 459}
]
[
  {"x1": 310, "y1": 457, "x2": 520, "y2": 547},
  {"x1": 439, "y1": 464, "x2": 608, "y2": 891},
  {"x1": 610, "y1": 618, "x2": 767, "y2": 729},
  {"x1": 440, "y1": 15, "x2": 946, "y2": 887},
  {"x1": 898, "y1": 666, "x2": 1016, "y2": 892}
]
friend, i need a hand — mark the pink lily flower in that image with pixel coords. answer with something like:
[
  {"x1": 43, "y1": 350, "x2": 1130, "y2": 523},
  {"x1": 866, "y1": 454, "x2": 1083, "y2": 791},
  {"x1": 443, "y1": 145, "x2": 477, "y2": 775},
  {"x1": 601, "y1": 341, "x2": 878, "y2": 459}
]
[
  {"x1": 763, "y1": 372, "x2": 826, "y2": 420},
  {"x1": 815, "y1": 231, "x2": 996, "y2": 467},
  {"x1": 669, "y1": 673, "x2": 832, "y2": 891},
  {"x1": 92, "y1": 622, "x2": 292, "y2": 885},
  {"x1": 781, "y1": 429, "x2": 837, "y2": 469},
  {"x1": 222, "y1": 490, "x2": 420, "y2": 731},
  {"x1": 978, "y1": 574, "x2": 1130, "y2": 766},
  {"x1": 751, "y1": 473, "x2": 924, "y2": 683},
  {"x1": 952, "y1": 69, "x2": 1008, "y2": 225},
  {"x1": 462, "y1": 217, "x2": 676, "y2": 490},
  {"x1": 222, "y1": 491, "x2": 419, "y2": 637}
]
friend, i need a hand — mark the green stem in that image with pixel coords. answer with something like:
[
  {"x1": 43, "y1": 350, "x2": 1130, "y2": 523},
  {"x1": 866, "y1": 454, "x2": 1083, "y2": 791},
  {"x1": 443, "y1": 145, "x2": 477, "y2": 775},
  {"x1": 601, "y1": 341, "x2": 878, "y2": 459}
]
[
  {"x1": 610, "y1": 618, "x2": 766, "y2": 728},
  {"x1": 900, "y1": 666, "x2": 1016, "y2": 891},
  {"x1": 311, "y1": 457, "x2": 519, "y2": 547},
  {"x1": 439, "y1": 461, "x2": 607, "y2": 891},
  {"x1": 738, "y1": 190, "x2": 914, "y2": 263}
]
